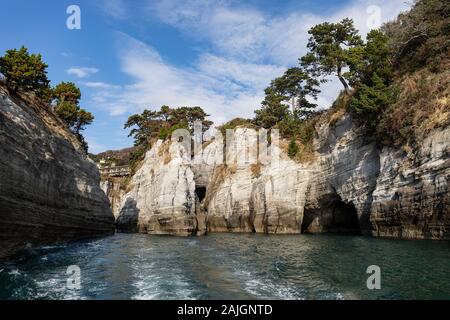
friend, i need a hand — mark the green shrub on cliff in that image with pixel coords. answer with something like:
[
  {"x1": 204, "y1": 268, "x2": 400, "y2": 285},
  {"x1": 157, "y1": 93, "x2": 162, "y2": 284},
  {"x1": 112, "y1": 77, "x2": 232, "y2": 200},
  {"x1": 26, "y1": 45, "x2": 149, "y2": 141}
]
[
  {"x1": 53, "y1": 81, "x2": 81, "y2": 105},
  {"x1": 53, "y1": 81, "x2": 94, "y2": 152},
  {"x1": 348, "y1": 29, "x2": 397, "y2": 130},
  {"x1": 0, "y1": 46, "x2": 50, "y2": 97},
  {"x1": 288, "y1": 139, "x2": 299, "y2": 158}
]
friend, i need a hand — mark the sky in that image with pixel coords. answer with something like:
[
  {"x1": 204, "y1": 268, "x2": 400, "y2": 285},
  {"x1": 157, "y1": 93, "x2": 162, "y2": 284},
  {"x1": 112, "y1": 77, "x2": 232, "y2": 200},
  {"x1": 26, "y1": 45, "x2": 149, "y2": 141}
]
[{"x1": 0, "y1": 0, "x2": 412, "y2": 153}]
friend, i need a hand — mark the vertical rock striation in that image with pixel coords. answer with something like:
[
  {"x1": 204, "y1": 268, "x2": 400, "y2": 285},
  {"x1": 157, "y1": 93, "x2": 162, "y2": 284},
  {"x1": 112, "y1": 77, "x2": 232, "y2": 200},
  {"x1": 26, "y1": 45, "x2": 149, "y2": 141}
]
[
  {"x1": 116, "y1": 114, "x2": 449, "y2": 240},
  {"x1": 197, "y1": 128, "x2": 309, "y2": 234},
  {"x1": 370, "y1": 128, "x2": 450, "y2": 239},
  {"x1": 116, "y1": 140, "x2": 199, "y2": 235},
  {"x1": 0, "y1": 87, "x2": 114, "y2": 260}
]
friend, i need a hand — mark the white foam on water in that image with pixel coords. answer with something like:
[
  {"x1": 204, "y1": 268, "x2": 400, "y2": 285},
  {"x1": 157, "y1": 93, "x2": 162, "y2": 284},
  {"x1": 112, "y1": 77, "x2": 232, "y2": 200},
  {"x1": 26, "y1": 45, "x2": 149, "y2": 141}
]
[
  {"x1": 233, "y1": 269, "x2": 305, "y2": 300},
  {"x1": 8, "y1": 269, "x2": 20, "y2": 276}
]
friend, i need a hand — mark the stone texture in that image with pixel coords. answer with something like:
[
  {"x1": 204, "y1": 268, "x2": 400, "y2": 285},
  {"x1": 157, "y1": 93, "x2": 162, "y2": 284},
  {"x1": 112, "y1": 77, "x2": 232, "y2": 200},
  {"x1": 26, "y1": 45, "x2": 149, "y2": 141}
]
[
  {"x1": 116, "y1": 140, "x2": 200, "y2": 235},
  {"x1": 369, "y1": 127, "x2": 450, "y2": 239},
  {"x1": 115, "y1": 114, "x2": 449, "y2": 240},
  {"x1": 0, "y1": 87, "x2": 114, "y2": 260},
  {"x1": 100, "y1": 177, "x2": 127, "y2": 219},
  {"x1": 198, "y1": 128, "x2": 309, "y2": 234},
  {"x1": 302, "y1": 114, "x2": 380, "y2": 234}
]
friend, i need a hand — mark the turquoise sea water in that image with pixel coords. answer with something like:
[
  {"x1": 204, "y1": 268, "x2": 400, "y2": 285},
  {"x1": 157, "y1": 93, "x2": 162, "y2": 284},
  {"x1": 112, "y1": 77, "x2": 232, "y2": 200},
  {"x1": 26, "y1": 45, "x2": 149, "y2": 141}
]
[{"x1": 1, "y1": 233, "x2": 449, "y2": 300}]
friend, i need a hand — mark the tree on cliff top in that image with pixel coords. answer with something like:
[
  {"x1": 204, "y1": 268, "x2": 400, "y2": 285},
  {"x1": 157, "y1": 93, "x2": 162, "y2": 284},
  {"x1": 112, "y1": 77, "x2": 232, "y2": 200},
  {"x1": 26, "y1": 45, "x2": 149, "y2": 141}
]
[
  {"x1": 53, "y1": 81, "x2": 81, "y2": 105},
  {"x1": 125, "y1": 105, "x2": 212, "y2": 148},
  {"x1": 300, "y1": 18, "x2": 364, "y2": 95},
  {"x1": 0, "y1": 46, "x2": 50, "y2": 96},
  {"x1": 254, "y1": 87, "x2": 290, "y2": 129},
  {"x1": 53, "y1": 82, "x2": 94, "y2": 152}
]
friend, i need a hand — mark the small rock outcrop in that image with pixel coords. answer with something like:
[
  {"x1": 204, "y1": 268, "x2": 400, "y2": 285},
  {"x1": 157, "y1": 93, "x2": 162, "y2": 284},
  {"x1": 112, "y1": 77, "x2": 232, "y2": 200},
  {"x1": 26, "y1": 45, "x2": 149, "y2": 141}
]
[
  {"x1": 116, "y1": 140, "x2": 201, "y2": 235},
  {"x1": 0, "y1": 87, "x2": 114, "y2": 260},
  {"x1": 100, "y1": 177, "x2": 127, "y2": 218}
]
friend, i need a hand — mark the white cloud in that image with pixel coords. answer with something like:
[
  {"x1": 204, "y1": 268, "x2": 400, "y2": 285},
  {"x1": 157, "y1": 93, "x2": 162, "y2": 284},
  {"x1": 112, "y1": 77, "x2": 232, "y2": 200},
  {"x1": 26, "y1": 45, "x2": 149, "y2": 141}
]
[
  {"x1": 99, "y1": 0, "x2": 128, "y2": 19},
  {"x1": 90, "y1": 0, "x2": 412, "y2": 127},
  {"x1": 87, "y1": 33, "x2": 280, "y2": 124},
  {"x1": 81, "y1": 81, "x2": 120, "y2": 89},
  {"x1": 150, "y1": 0, "x2": 410, "y2": 64},
  {"x1": 67, "y1": 67, "x2": 99, "y2": 78}
]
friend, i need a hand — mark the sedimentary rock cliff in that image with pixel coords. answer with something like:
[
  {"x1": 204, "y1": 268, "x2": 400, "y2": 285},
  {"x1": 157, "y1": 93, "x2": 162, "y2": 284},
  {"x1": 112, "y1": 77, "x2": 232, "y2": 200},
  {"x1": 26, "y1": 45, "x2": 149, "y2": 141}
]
[
  {"x1": 116, "y1": 140, "x2": 203, "y2": 235},
  {"x1": 0, "y1": 86, "x2": 114, "y2": 260},
  {"x1": 116, "y1": 114, "x2": 449, "y2": 240},
  {"x1": 101, "y1": 177, "x2": 127, "y2": 218},
  {"x1": 196, "y1": 128, "x2": 310, "y2": 234},
  {"x1": 370, "y1": 127, "x2": 450, "y2": 239}
]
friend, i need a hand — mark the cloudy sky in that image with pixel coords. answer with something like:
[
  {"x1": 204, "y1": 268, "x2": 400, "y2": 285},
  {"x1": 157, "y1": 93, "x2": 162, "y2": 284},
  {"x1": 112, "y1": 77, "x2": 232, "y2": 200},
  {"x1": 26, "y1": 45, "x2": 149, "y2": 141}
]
[{"x1": 0, "y1": 0, "x2": 411, "y2": 153}]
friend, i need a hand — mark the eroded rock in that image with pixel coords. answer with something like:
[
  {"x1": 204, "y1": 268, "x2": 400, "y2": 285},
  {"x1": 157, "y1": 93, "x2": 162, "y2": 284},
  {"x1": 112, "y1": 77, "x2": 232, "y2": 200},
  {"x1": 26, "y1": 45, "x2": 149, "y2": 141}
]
[{"x1": 0, "y1": 87, "x2": 114, "y2": 260}]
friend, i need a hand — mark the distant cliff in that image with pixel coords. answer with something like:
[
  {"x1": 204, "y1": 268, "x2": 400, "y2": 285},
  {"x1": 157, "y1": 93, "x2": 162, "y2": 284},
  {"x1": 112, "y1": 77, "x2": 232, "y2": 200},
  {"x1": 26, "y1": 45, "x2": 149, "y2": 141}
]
[
  {"x1": 0, "y1": 86, "x2": 114, "y2": 260},
  {"x1": 115, "y1": 113, "x2": 449, "y2": 240}
]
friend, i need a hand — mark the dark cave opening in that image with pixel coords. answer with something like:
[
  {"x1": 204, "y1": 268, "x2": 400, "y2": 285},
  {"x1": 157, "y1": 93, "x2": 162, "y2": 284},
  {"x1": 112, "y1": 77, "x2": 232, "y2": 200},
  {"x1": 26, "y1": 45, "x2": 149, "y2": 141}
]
[
  {"x1": 329, "y1": 200, "x2": 361, "y2": 234},
  {"x1": 302, "y1": 196, "x2": 361, "y2": 234},
  {"x1": 195, "y1": 186, "x2": 207, "y2": 203}
]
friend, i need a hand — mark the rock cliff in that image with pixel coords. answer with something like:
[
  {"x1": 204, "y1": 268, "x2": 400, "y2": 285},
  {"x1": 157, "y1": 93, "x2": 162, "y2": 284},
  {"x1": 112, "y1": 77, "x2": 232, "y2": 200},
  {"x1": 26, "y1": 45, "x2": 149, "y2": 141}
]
[
  {"x1": 0, "y1": 86, "x2": 114, "y2": 260},
  {"x1": 116, "y1": 114, "x2": 449, "y2": 240},
  {"x1": 101, "y1": 177, "x2": 127, "y2": 218},
  {"x1": 116, "y1": 140, "x2": 201, "y2": 235}
]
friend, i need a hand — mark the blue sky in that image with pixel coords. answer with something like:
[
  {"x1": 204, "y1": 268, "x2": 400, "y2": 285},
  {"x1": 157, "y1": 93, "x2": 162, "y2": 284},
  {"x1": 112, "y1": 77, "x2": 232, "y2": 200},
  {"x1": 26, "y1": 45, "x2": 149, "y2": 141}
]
[{"x1": 0, "y1": 0, "x2": 410, "y2": 153}]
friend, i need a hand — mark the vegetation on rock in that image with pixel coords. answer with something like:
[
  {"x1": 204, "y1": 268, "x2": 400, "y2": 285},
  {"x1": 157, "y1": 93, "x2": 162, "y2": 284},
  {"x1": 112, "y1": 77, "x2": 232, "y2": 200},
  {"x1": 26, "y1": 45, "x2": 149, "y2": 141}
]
[
  {"x1": 124, "y1": 105, "x2": 213, "y2": 167},
  {"x1": 251, "y1": 0, "x2": 449, "y2": 155},
  {"x1": 0, "y1": 47, "x2": 96, "y2": 153},
  {"x1": 0, "y1": 46, "x2": 51, "y2": 100}
]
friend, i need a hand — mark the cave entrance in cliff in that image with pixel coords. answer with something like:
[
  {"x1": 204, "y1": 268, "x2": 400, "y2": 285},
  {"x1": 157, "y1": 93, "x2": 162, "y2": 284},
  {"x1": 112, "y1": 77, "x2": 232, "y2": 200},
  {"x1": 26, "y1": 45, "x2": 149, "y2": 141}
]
[
  {"x1": 195, "y1": 186, "x2": 207, "y2": 203},
  {"x1": 301, "y1": 197, "x2": 361, "y2": 234},
  {"x1": 329, "y1": 200, "x2": 361, "y2": 234}
]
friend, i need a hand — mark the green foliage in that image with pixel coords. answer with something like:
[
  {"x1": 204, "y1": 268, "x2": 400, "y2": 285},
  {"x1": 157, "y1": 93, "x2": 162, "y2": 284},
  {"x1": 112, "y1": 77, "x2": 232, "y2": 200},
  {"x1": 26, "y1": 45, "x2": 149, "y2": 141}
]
[
  {"x1": 349, "y1": 75, "x2": 398, "y2": 130},
  {"x1": 129, "y1": 145, "x2": 147, "y2": 173},
  {"x1": 218, "y1": 118, "x2": 256, "y2": 136},
  {"x1": 383, "y1": 0, "x2": 450, "y2": 74},
  {"x1": 287, "y1": 139, "x2": 299, "y2": 158},
  {"x1": 300, "y1": 18, "x2": 364, "y2": 94},
  {"x1": 255, "y1": 66, "x2": 320, "y2": 130},
  {"x1": 74, "y1": 109, "x2": 94, "y2": 134},
  {"x1": 277, "y1": 116, "x2": 316, "y2": 143},
  {"x1": 273, "y1": 67, "x2": 320, "y2": 118},
  {"x1": 53, "y1": 82, "x2": 81, "y2": 104},
  {"x1": 53, "y1": 81, "x2": 94, "y2": 152},
  {"x1": 55, "y1": 101, "x2": 79, "y2": 127},
  {"x1": 0, "y1": 46, "x2": 50, "y2": 95},
  {"x1": 348, "y1": 29, "x2": 397, "y2": 130},
  {"x1": 0, "y1": 47, "x2": 93, "y2": 152},
  {"x1": 125, "y1": 105, "x2": 212, "y2": 149},
  {"x1": 254, "y1": 87, "x2": 290, "y2": 128}
]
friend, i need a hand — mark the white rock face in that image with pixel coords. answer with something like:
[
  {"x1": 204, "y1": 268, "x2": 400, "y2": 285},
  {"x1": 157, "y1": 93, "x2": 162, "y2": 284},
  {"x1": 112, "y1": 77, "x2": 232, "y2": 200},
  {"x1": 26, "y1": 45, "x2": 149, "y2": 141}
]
[
  {"x1": 116, "y1": 114, "x2": 449, "y2": 239},
  {"x1": 302, "y1": 114, "x2": 380, "y2": 234},
  {"x1": 116, "y1": 140, "x2": 199, "y2": 235},
  {"x1": 199, "y1": 128, "x2": 310, "y2": 233},
  {"x1": 100, "y1": 179, "x2": 126, "y2": 219}
]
